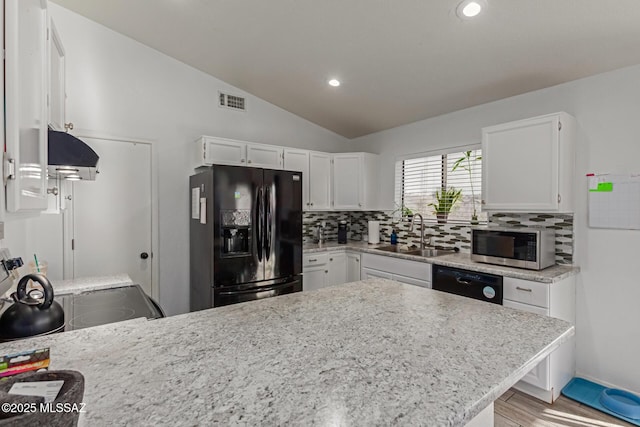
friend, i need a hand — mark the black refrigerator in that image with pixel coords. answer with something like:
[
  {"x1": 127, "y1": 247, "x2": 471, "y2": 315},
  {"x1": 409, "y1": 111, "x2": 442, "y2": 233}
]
[{"x1": 189, "y1": 165, "x2": 303, "y2": 310}]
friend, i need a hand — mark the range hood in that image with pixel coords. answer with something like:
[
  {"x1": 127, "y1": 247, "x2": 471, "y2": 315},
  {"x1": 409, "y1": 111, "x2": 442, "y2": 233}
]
[{"x1": 48, "y1": 130, "x2": 99, "y2": 180}]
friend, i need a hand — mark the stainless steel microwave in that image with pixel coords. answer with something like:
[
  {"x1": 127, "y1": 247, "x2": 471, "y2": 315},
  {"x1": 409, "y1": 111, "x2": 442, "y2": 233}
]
[{"x1": 471, "y1": 227, "x2": 555, "y2": 270}]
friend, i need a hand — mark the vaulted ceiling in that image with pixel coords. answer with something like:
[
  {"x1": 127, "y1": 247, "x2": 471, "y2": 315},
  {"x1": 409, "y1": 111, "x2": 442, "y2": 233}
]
[{"x1": 53, "y1": 0, "x2": 640, "y2": 138}]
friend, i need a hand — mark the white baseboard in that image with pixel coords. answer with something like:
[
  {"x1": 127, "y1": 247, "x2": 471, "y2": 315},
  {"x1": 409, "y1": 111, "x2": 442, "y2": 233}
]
[{"x1": 576, "y1": 373, "x2": 640, "y2": 395}]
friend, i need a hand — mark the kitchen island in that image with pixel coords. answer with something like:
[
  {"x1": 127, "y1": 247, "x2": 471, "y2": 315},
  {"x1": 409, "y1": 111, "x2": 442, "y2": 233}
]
[{"x1": 0, "y1": 278, "x2": 574, "y2": 426}]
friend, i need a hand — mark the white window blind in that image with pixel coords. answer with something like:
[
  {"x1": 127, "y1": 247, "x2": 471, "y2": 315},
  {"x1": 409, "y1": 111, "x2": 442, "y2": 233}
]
[{"x1": 394, "y1": 148, "x2": 486, "y2": 224}]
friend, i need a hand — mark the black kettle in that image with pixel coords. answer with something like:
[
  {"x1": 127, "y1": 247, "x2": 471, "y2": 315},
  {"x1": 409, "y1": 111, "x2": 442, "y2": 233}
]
[{"x1": 0, "y1": 274, "x2": 65, "y2": 341}]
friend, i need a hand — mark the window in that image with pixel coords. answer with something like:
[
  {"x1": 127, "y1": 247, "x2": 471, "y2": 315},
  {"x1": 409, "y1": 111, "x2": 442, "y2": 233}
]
[{"x1": 394, "y1": 148, "x2": 485, "y2": 224}]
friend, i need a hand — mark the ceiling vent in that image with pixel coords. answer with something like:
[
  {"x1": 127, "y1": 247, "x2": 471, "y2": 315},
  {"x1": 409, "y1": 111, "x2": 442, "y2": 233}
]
[{"x1": 219, "y1": 92, "x2": 246, "y2": 111}]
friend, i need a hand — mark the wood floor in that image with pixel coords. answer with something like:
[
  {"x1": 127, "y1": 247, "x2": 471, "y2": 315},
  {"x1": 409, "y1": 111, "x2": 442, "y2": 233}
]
[{"x1": 495, "y1": 388, "x2": 635, "y2": 427}]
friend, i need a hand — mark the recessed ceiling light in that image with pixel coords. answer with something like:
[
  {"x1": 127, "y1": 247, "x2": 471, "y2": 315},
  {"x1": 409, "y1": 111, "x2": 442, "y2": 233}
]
[
  {"x1": 456, "y1": 0, "x2": 486, "y2": 19},
  {"x1": 328, "y1": 79, "x2": 341, "y2": 87}
]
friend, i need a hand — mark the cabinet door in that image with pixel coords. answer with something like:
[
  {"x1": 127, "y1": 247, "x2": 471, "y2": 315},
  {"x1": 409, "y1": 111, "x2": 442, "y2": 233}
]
[
  {"x1": 503, "y1": 299, "x2": 551, "y2": 389},
  {"x1": 392, "y1": 274, "x2": 430, "y2": 289},
  {"x1": 247, "y1": 143, "x2": 283, "y2": 169},
  {"x1": 482, "y1": 115, "x2": 560, "y2": 211},
  {"x1": 333, "y1": 154, "x2": 362, "y2": 210},
  {"x1": 327, "y1": 252, "x2": 346, "y2": 286},
  {"x1": 283, "y1": 149, "x2": 309, "y2": 208},
  {"x1": 48, "y1": 19, "x2": 65, "y2": 132},
  {"x1": 308, "y1": 152, "x2": 331, "y2": 210},
  {"x1": 4, "y1": 0, "x2": 50, "y2": 212},
  {"x1": 361, "y1": 268, "x2": 393, "y2": 280},
  {"x1": 202, "y1": 137, "x2": 246, "y2": 166},
  {"x1": 346, "y1": 252, "x2": 361, "y2": 283},
  {"x1": 303, "y1": 267, "x2": 327, "y2": 292}
]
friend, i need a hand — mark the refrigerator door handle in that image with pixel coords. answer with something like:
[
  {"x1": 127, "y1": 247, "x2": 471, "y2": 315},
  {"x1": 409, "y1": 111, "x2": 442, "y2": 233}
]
[
  {"x1": 217, "y1": 280, "x2": 295, "y2": 296},
  {"x1": 256, "y1": 186, "x2": 263, "y2": 262},
  {"x1": 265, "y1": 185, "x2": 273, "y2": 261}
]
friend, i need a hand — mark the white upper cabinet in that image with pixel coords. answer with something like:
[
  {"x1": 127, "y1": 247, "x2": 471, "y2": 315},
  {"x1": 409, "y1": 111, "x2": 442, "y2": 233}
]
[
  {"x1": 48, "y1": 18, "x2": 66, "y2": 132},
  {"x1": 308, "y1": 152, "x2": 332, "y2": 210},
  {"x1": 195, "y1": 137, "x2": 380, "y2": 212},
  {"x1": 196, "y1": 136, "x2": 283, "y2": 169},
  {"x1": 481, "y1": 112, "x2": 576, "y2": 212},
  {"x1": 246, "y1": 143, "x2": 283, "y2": 169},
  {"x1": 196, "y1": 136, "x2": 247, "y2": 166},
  {"x1": 4, "y1": 0, "x2": 50, "y2": 212},
  {"x1": 332, "y1": 153, "x2": 378, "y2": 210},
  {"x1": 283, "y1": 149, "x2": 310, "y2": 208}
]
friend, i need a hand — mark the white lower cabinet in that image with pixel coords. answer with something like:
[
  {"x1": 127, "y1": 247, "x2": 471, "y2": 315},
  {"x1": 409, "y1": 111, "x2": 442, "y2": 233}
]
[
  {"x1": 346, "y1": 252, "x2": 361, "y2": 283},
  {"x1": 303, "y1": 267, "x2": 327, "y2": 292},
  {"x1": 361, "y1": 254, "x2": 431, "y2": 288},
  {"x1": 503, "y1": 275, "x2": 576, "y2": 403},
  {"x1": 303, "y1": 251, "x2": 347, "y2": 291},
  {"x1": 327, "y1": 253, "x2": 346, "y2": 286}
]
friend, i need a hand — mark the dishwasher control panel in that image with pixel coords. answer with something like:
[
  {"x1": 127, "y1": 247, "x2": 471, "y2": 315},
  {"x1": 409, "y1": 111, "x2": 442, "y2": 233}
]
[{"x1": 431, "y1": 265, "x2": 503, "y2": 305}]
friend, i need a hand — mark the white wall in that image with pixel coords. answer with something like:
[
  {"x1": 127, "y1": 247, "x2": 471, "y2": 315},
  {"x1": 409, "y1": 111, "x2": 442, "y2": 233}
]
[
  {"x1": 351, "y1": 64, "x2": 640, "y2": 394},
  {"x1": 3, "y1": 4, "x2": 347, "y2": 315}
]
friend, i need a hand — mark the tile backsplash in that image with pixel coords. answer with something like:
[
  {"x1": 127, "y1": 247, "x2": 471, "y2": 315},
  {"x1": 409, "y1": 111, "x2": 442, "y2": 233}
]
[{"x1": 303, "y1": 211, "x2": 574, "y2": 265}]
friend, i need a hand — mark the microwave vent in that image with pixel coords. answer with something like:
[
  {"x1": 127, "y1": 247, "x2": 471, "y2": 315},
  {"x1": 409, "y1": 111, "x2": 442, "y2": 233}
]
[{"x1": 219, "y1": 92, "x2": 246, "y2": 111}]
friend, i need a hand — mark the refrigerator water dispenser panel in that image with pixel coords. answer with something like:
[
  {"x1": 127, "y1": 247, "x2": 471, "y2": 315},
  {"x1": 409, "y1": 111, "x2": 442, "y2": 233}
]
[{"x1": 221, "y1": 210, "x2": 251, "y2": 256}]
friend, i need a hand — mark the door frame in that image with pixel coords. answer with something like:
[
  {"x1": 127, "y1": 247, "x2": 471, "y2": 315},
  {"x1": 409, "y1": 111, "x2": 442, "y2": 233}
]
[{"x1": 62, "y1": 129, "x2": 160, "y2": 301}]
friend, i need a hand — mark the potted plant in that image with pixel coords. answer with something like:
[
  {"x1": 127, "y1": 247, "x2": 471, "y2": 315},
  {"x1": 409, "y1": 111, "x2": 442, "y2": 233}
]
[
  {"x1": 391, "y1": 203, "x2": 414, "y2": 222},
  {"x1": 452, "y1": 150, "x2": 482, "y2": 223},
  {"x1": 429, "y1": 187, "x2": 462, "y2": 223}
]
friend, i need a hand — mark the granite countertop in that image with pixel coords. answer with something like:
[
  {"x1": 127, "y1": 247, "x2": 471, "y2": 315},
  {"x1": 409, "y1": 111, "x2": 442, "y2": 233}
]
[
  {"x1": 0, "y1": 279, "x2": 574, "y2": 426},
  {"x1": 303, "y1": 241, "x2": 579, "y2": 283},
  {"x1": 52, "y1": 274, "x2": 134, "y2": 296}
]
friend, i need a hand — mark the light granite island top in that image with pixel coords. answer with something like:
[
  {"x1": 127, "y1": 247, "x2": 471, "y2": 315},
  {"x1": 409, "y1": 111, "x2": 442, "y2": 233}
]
[{"x1": 0, "y1": 279, "x2": 574, "y2": 426}]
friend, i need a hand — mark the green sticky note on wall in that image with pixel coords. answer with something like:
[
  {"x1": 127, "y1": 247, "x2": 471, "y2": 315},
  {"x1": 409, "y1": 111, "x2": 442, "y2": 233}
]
[{"x1": 590, "y1": 182, "x2": 613, "y2": 192}]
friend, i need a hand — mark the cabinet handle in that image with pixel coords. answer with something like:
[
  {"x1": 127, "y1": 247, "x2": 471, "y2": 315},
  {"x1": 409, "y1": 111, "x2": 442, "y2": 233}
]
[
  {"x1": 329, "y1": 258, "x2": 333, "y2": 261},
  {"x1": 248, "y1": 160, "x2": 252, "y2": 164},
  {"x1": 355, "y1": 259, "x2": 359, "y2": 262},
  {"x1": 358, "y1": 203, "x2": 362, "y2": 207},
  {"x1": 325, "y1": 270, "x2": 328, "y2": 274},
  {"x1": 310, "y1": 202, "x2": 314, "y2": 206},
  {"x1": 240, "y1": 159, "x2": 246, "y2": 163},
  {"x1": 516, "y1": 286, "x2": 532, "y2": 292},
  {"x1": 309, "y1": 258, "x2": 317, "y2": 262},
  {"x1": 481, "y1": 199, "x2": 485, "y2": 205}
]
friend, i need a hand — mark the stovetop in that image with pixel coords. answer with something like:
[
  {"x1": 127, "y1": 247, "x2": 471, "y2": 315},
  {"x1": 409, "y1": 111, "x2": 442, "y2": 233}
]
[{"x1": 58, "y1": 285, "x2": 164, "y2": 331}]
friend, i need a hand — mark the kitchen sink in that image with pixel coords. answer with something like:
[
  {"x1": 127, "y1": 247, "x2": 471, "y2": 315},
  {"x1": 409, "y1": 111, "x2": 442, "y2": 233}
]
[
  {"x1": 403, "y1": 248, "x2": 454, "y2": 257},
  {"x1": 373, "y1": 245, "x2": 454, "y2": 257},
  {"x1": 373, "y1": 245, "x2": 405, "y2": 253}
]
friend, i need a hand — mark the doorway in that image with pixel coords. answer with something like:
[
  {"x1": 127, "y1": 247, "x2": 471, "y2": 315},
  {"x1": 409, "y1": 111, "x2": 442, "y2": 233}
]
[{"x1": 67, "y1": 136, "x2": 156, "y2": 297}]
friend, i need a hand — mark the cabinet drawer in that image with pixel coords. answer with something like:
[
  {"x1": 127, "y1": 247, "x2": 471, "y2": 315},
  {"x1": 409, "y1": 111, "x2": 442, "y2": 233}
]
[
  {"x1": 361, "y1": 254, "x2": 431, "y2": 281},
  {"x1": 503, "y1": 277, "x2": 549, "y2": 308},
  {"x1": 303, "y1": 253, "x2": 328, "y2": 267},
  {"x1": 362, "y1": 267, "x2": 393, "y2": 280},
  {"x1": 392, "y1": 274, "x2": 430, "y2": 289}
]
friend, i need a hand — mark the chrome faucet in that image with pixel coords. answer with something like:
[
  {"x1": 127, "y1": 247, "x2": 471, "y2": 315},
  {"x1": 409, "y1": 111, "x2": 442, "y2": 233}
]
[
  {"x1": 408, "y1": 213, "x2": 430, "y2": 249},
  {"x1": 315, "y1": 222, "x2": 326, "y2": 244}
]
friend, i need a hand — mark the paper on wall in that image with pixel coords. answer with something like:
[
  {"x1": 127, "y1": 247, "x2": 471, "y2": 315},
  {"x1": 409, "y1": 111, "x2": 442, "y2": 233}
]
[{"x1": 191, "y1": 187, "x2": 200, "y2": 219}]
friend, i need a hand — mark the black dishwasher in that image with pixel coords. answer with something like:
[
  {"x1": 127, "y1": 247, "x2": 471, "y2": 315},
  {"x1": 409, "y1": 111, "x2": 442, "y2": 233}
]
[{"x1": 432, "y1": 265, "x2": 503, "y2": 305}]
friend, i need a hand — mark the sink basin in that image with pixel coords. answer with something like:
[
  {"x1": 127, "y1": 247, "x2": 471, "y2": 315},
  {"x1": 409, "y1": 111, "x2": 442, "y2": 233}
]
[
  {"x1": 403, "y1": 248, "x2": 454, "y2": 257},
  {"x1": 373, "y1": 246, "x2": 454, "y2": 257},
  {"x1": 373, "y1": 245, "x2": 405, "y2": 253}
]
